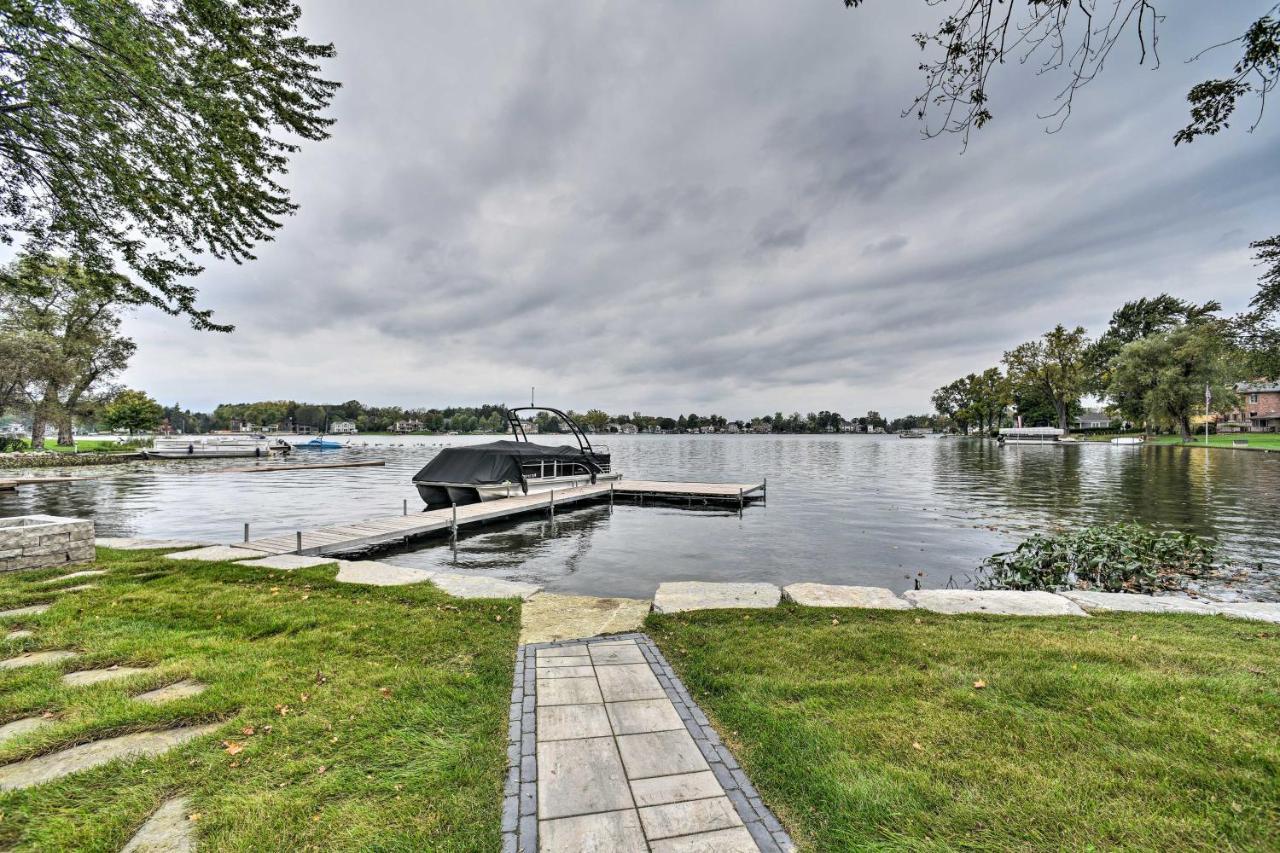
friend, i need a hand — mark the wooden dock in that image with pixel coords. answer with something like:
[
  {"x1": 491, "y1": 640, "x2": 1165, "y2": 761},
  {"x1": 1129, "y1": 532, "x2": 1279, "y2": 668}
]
[{"x1": 231, "y1": 479, "x2": 765, "y2": 557}]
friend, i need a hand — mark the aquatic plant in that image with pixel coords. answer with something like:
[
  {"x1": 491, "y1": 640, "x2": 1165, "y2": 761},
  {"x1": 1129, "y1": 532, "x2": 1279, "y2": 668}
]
[{"x1": 978, "y1": 523, "x2": 1218, "y2": 594}]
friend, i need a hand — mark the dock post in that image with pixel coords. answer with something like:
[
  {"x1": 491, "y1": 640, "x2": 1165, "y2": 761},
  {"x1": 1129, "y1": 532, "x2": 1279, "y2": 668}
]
[
  {"x1": 763, "y1": 476, "x2": 767, "y2": 506},
  {"x1": 451, "y1": 502, "x2": 458, "y2": 535},
  {"x1": 549, "y1": 489, "x2": 555, "y2": 522},
  {"x1": 609, "y1": 483, "x2": 614, "y2": 512},
  {"x1": 403, "y1": 499, "x2": 407, "y2": 516},
  {"x1": 295, "y1": 531, "x2": 302, "y2": 555},
  {"x1": 243, "y1": 522, "x2": 249, "y2": 543}
]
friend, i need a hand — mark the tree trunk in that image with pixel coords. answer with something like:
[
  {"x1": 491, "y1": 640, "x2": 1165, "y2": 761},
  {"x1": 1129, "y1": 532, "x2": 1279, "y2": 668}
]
[
  {"x1": 1179, "y1": 415, "x2": 1192, "y2": 442},
  {"x1": 1055, "y1": 400, "x2": 1069, "y2": 433},
  {"x1": 56, "y1": 416, "x2": 74, "y2": 447}
]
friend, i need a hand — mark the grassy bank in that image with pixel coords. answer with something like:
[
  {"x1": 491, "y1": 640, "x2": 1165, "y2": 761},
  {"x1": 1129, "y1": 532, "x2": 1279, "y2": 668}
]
[
  {"x1": 1073, "y1": 433, "x2": 1280, "y2": 450},
  {"x1": 0, "y1": 549, "x2": 519, "y2": 850},
  {"x1": 8, "y1": 439, "x2": 143, "y2": 453},
  {"x1": 648, "y1": 606, "x2": 1280, "y2": 851}
]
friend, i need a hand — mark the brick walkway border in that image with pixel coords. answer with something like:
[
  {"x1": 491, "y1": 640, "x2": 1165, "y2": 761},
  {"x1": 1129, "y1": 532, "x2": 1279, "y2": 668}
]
[{"x1": 502, "y1": 632, "x2": 794, "y2": 852}]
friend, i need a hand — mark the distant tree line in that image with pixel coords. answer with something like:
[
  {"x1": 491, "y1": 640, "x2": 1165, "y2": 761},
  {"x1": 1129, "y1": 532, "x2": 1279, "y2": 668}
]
[{"x1": 931, "y1": 293, "x2": 1270, "y2": 439}]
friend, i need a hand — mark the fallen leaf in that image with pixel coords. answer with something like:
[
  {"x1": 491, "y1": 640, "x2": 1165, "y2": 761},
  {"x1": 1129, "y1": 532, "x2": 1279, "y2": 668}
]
[
  {"x1": 262, "y1": 725, "x2": 273, "y2": 734},
  {"x1": 300, "y1": 692, "x2": 310, "y2": 703},
  {"x1": 223, "y1": 740, "x2": 245, "y2": 755},
  {"x1": 275, "y1": 704, "x2": 291, "y2": 717},
  {"x1": 315, "y1": 671, "x2": 329, "y2": 685},
  {"x1": 495, "y1": 615, "x2": 502, "y2": 622},
  {"x1": 831, "y1": 617, "x2": 840, "y2": 625},
  {"x1": 241, "y1": 726, "x2": 255, "y2": 737},
  {"x1": 316, "y1": 765, "x2": 327, "y2": 774},
  {"x1": 312, "y1": 815, "x2": 322, "y2": 822},
  {"x1": 378, "y1": 687, "x2": 392, "y2": 699},
  {"x1": 912, "y1": 741, "x2": 924, "y2": 751},
  {"x1": 1130, "y1": 634, "x2": 1138, "y2": 642},
  {"x1": 973, "y1": 680, "x2": 987, "y2": 689},
  {"x1": 188, "y1": 812, "x2": 202, "y2": 822}
]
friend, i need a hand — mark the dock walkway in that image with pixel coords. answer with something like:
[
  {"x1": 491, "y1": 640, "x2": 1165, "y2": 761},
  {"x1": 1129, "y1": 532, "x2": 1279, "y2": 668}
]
[{"x1": 232, "y1": 479, "x2": 764, "y2": 557}]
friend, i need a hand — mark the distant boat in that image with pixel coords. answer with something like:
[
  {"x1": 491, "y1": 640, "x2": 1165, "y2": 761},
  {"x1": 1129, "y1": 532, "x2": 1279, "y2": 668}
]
[
  {"x1": 293, "y1": 437, "x2": 346, "y2": 450},
  {"x1": 1111, "y1": 436, "x2": 1144, "y2": 445},
  {"x1": 898, "y1": 430, "x2": 926, "y2": 438},
  {"x1": 144, "y1": 435, "x2": 290, "y2": 459},
  {"x1": 998, "y1": 427, "x2": 1065, "y2": 444}
]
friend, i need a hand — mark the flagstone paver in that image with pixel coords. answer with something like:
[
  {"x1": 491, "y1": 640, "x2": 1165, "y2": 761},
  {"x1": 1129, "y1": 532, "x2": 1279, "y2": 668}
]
[
  {"x1": 121, "y1": 796, "x2": 195, "y2": 853},
  {"x1": 162, "y1": 546, "x2": 258, "y2": 563},
  {"x1": 0, "y1": 716, "x2": 53, "y2": 745},
  {"x1": 5, "y1": 630, "x2": 33, "y2": 640},
  {"x1": 0, "y1": 650, "x2": 77, "y2": 670},
  {"x1": 96, "y1": 538, "x2": 205, "y2": 551},
  {"x1": 40, "y1": 569, "x2": 107, "y2": 584},
  {"x1": 237, "y1": 554, "x2": 337, "y2": 571},
  {"x1": 519, "y1": 593, "x2": 651, "y2": 644},
  {"x1": 506, "y1": 633, "x2": 794, "y2": 852},
  {"x1": 333, "y1": 561, "x2": 436, "y2": 587},
  {"x1": 0, "y1": 723, "x2": 219, "y2": 790},
  {"x1": 0, "y1": 604, "x2": 50, "y2": 620},
  {"x1": 63, "y1": 666, "x2": 153, "y2": 686},
  {"x1": 134, "y1": 680, "x2": 207, "y2": 704}
]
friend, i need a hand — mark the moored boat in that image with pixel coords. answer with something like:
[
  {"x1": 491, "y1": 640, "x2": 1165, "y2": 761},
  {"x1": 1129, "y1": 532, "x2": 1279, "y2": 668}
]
[
  {"x1": 898, "y1": 430, "x2": 926, "y2": 438},
  {"x1": 411, "y1": 407, "x2": 621, "y2": 509},
  {"x1": 293, "y1": 437, "x2": 346, "y2": 450},
  {"x1": 144, "y1": 435, "x2": 290, "y2": 459},
  {"x1": 1110, "y1": 436, "x2": 1144, "y2": 445},
  {"x1": 998, "y1": 427, "x2": 1065, "y2": 444}
]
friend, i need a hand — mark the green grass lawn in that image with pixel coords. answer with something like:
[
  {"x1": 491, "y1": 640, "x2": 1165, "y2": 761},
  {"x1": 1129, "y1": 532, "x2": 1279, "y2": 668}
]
[
  {"x1": 9, "y1": 439, "x2": 143, "y2": 453},
  {"x1": 648, "y1": 606, "x2": 1280, "y2": 851},
  {"x1": 0, "y1": 548, "x2": 519, "y2": 850},
  {"x1": 1152, "y1": 433, "x2": 1280, "y2": 450}
]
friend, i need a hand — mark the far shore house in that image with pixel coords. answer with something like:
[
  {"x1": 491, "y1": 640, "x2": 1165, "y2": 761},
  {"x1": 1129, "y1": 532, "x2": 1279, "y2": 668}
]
[
  {"x1": 329, "y1": 420, "x2": 357, "y2": 434},
  {"x1": 1074, "y1": 409, "x2": 1113, "y2": 430},
  {"x1": 1223, "y1": 381, "x2": 1280, "y2": 432},
  {"x1": 392, "y1": 419, "x2": 424, "y2": 433}
]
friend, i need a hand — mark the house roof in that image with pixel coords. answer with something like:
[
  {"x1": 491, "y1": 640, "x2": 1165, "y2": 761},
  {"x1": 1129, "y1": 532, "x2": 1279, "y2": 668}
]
[{"x1": 1237, "y1": 381, "x2": 1280, "y2": 393}]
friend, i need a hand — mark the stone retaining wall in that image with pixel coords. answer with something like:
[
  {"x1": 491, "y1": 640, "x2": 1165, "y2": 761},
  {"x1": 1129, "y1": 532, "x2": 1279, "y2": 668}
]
[
  {"x1": 0, "y1": 515, "x2": 94, "y2": 573},
  {"x1": 0, "y1": 451, "x2": 144, "y2": 469}
]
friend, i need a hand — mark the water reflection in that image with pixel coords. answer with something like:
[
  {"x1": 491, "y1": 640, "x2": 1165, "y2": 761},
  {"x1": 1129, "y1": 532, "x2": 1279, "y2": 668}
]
[{"x1": 1, "y1": 434, "x2": 1276, "y2": 600}]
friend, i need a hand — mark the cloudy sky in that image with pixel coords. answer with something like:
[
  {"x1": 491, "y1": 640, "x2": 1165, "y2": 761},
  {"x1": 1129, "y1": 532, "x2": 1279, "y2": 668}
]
[{"x1": 121, "y1": 1, "x2": 1278, "y2": 418}]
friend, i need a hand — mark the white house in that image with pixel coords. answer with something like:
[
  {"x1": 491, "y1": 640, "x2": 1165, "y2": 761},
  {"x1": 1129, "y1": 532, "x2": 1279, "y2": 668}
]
[{"x1": 330, "y1": 421, "x2": 357, "y2": 434}]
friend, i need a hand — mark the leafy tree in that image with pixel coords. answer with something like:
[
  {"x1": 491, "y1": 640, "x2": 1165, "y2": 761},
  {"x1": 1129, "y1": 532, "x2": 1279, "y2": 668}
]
[
  {"x1": 1086, "y1": 295, "x2": 1221, "y2": 391},
  {"x1": 968, "y1": 367, "x2": 1012, "y2": 434},
  {"x1": 0, "y1": 0, "x2": 338, "y2": 329},
  {"x1": 1003, "y1": 325, "x2": 1092, "y2": 432},
  {"x1": 1107, "y1": 323, "x2": 1238, "y2": 439},
  {"x1": 102, "y1": 388, "x2": 164, "y2": 434},
  {"x1": 581, "y1": 409, "x2": 611, "y2": 432},
  {"x1": 0, "y1": 255, "x2": 136, "y2": 445}
]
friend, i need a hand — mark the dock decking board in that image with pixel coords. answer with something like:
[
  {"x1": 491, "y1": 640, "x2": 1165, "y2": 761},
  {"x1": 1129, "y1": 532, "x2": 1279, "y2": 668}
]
[{"x1": 232, "y1": 479, "x2": 764, "y2": 557}]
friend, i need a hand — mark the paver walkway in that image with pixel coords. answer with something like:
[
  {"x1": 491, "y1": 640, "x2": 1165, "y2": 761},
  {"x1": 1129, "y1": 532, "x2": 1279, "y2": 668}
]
[{"x1": 505, "y1": 633, "x2": 793, "y2": 852}]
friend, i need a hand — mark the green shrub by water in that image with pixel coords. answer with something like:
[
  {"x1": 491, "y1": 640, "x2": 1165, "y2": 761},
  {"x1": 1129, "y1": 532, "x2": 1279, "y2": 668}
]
[{"x1": 978, "y1": 522, "x2": 1217, "y2": 593}]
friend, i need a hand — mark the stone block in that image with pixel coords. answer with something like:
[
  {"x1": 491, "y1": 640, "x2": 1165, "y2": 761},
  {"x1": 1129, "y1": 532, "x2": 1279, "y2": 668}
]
[
  {"x1": 903, "y1": 589, "x2": 1087, "y2": 616},
  {"x1": 1059, "y1": 591, "x2": 1218, "y2": 615},
  {"x1": 537, "y1": 703, "x2": 612, "y2": 741},
  {"x1": 536, "y1": 736, "x2": 634, "y2": 819},
  {"x1": 615, "y1": 729, "x2": 710, "y2": 779},
  {"x1": 629, "y1": 770, "x2": 724, "y2": 808},
  {"x1": 162, "y1": 546, "x2": 257, "y2": 562},
  {"x1": 783, "y1": 583, "x2": 912, "y2": 609},
  {"x1": 518, "y1": 593, "x2": 651, "y2": 644},
  {"x1": 652, "y1": 582, "x2": 781, "y2": 613},
  {"x1": 539, "y1": 809, "x2": 647, "y2": 852},
  {"x1": 638, "y1": 796, "x2": 742, "y2": 840}
]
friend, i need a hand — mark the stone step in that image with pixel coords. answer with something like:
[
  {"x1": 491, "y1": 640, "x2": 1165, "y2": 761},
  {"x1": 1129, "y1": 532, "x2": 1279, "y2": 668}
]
[
  {"x1": 62, "y1": 666, "x2": 153, "y2": 687},
  {"x1": 5, "y1": 630, "x2": 33, "y2": 641},
  {"x1": 39, "y1": 569, "x2": 107, "y2": 584},
  {"x1": 0, "y1": 604, "x2": 51, "y2": 620},
  {"x1": 0, "y1": 716, "x2": 53, "y2": 745},
  {"x1": 0, "y1": 723, "x2": 220, "y2": 790},
  {"x1": 134, "y1": 680, "x2": 207, "y2": 704},
  {"x1": 121, "y1": 796, "x2": 195, "y2": 853},
  {"x1": 0, "y1": 650, "x2": 78, "y2": 670}
]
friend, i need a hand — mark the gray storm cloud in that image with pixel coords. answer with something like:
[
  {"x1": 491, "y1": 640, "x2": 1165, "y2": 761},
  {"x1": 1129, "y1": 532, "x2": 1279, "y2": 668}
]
[{"x1": 120, "y1": 0, "x2": 1278, "y2": 417}]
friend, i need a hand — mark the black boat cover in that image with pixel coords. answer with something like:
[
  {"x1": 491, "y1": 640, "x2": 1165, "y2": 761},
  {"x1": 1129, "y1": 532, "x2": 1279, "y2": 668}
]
[{"x1": 411, "y1": 441, "x2": 597, "y2": 487}]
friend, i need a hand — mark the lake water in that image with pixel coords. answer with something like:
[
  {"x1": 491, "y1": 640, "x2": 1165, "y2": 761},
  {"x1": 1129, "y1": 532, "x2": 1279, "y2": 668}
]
[{"x1": 3, "y1": 434, "x2": 1277, "y2": 601}]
